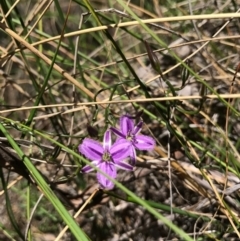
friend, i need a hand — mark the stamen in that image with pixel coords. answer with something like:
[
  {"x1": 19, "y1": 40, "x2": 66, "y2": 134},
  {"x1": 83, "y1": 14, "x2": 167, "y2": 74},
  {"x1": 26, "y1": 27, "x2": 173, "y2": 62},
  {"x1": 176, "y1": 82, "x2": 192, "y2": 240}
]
[
  {"x1": 126, "y1": 131, "x2": 133, "y2": 141},
  {"x1": 102, "y1": 151, "x2": 111, "y2": 162}
]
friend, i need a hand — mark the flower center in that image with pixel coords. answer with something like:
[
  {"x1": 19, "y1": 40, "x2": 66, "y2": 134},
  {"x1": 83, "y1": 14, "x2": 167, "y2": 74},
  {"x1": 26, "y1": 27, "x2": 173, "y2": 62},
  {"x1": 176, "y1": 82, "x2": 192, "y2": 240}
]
[
  {"x1": 126, "y1": 132, "x2": 134, "y2": 142},
  {"x1": 102, "y1": 151, "x2": 111, "y2": 162}
]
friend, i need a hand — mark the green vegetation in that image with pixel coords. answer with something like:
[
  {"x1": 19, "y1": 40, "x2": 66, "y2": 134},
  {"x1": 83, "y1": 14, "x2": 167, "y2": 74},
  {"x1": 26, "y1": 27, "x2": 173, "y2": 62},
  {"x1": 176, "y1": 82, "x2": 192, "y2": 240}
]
[{"x1": 0, "y1": 0, "x2": 239, "y2": 240}]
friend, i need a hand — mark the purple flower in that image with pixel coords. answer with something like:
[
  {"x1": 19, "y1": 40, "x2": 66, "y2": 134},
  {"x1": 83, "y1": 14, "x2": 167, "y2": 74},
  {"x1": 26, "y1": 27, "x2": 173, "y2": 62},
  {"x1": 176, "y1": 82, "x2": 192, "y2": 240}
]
[
  {"x1": 110, "y1": 115, "x2": 155, "y2": 165},
  {"x1": 79, "y1": 130, "x2": 133, "y2": 190}
]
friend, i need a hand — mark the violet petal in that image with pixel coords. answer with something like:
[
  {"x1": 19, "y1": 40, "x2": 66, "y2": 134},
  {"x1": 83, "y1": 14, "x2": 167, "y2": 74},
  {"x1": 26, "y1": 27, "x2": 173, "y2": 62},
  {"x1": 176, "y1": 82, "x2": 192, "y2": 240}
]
[
  {"x1": 129, "y1": 146, "x2": 137, "y2": 166},
  {"x1": 134, "y1": 135, "x2": 155, "y2": 150},
  {"x1": 103, "y1": 129, "x2": 111, "y2": 151},
  {"x1": 81, "y1": 160, "x2": 100, "y2": 173},
  {"x1": 97, "y1": 162, "x2": 117, "y2": 189},
  {"x1": 110, "y1": 127, "x2": 125, "y2": 138},
  {"x1": 120, "y1": 115, "x2": 134, "y2": 136},
  {"x1": 114, "y1": 137, "x2": 130, "y2": 145},
  {"x1": 115, "y1": 161, "x2": 133, "y2": 171},
  {"x1": 79, "y1": 139, "x2": 103, "y2": 161},
  {"x1": 133, "y1": 120, "x2": 143, "y2": 135},
  {"x1": 110, "y1": 140, "x2": 131, "y2": 162}
]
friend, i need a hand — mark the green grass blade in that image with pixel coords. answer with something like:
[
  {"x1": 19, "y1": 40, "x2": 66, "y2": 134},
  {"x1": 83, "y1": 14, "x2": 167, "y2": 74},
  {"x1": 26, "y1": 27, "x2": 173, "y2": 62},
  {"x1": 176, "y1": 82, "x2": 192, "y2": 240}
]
[{"x1": 0, "y1": 123, "x2": 90, "y2": 241}]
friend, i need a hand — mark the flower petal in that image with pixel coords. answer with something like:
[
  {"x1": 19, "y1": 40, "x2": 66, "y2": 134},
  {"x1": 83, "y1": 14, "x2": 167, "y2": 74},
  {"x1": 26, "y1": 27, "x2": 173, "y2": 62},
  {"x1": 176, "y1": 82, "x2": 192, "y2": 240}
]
[
  {"x1": 120, "y1": 115, "x2": 134, "y2": 136},
  {"x1": 115, "y1": 161, "x2": 133, "y2": 171},
  {"x1": 129, "y1": 146, "x2": 137, "y2": 166},
  {"x1": 103, "y1": 129, "x2": 112, "y2": 151},
  {"x1": 79, "y1": 139, "x2": 103, "y2": 161},
  {"x1": 110, "y1": 139, "x2": 131, "y2": 162},
  {"x1": 133, "y1": 120, "x2": 143, "y2": 135},
  {"x1": 134, "y1": 135, "x2": 155, "y2": 150},
  {"x1": 81, "y1": 160, "x2": 100, "y2": 173},
  {"x1": 110, "y1": 127, "x2": 125, "y2": 138},
  {"x1": 97, "y1": 162, "x2": 117, "y2": 189}
]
